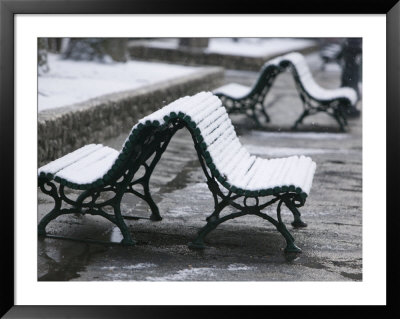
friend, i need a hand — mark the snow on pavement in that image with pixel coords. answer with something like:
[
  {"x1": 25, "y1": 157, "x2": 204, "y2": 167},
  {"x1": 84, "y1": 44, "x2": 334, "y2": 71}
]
[
  {"x1": 39, "y1": 39, "x2": 317, "y2": 112},
  {"x1": 206, "y1": 38, "x2": 316, "y2": 57},
  {"x1": 249, "y1": 131, "x2": 349, "y2": 140},
  {"x1": 144, "y1": 38, "x2": 316, "y2": 58},
  {"x1": 38, "y1": 54, "x2": 200, "y2": 111}
]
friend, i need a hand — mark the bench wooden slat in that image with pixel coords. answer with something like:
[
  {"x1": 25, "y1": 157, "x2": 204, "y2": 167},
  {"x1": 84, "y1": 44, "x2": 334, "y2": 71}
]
[
  {"x1": 278, "y1": 156, "x2": 297, "y2": 188},
  {"x1": 249, "y1": 158, "x2": 271, "y2": 190},
  {"x1": 288, "y1": 156, "x2": 315, "y2": 192},
  {"x1": 199, "y1": 112, "x2": 230, "y2": 138},
  {"x1": 183, "y1": 93, "x2": 216, "y2": 116},
  {"x1": 302, "y1": 161, "x2": 317, "y2": 194},
  {"x1": 208, "y1": 130, "x2": 239, "y2": 166},
  {"x1": 38, "y1": 144, "x2": 103, "y2": 177},
  {"x1": 190, "y1": 100, "x2": 221, "y2": 125},
  {"x1": 196, "y1": 107, "x2": 226, "y2": 133},
  {"x1": 241, "y1": 158, "x2": 263, "y2": 188},
  {"x1": 202, "y1": 119, "x2": 232, "y2": 149},
  {"x1": 56, "y1": 146, "x2": 118, "y2": 185},
  {"x1": 224, "y1": 149, "x2": 255, "y2": 184}
]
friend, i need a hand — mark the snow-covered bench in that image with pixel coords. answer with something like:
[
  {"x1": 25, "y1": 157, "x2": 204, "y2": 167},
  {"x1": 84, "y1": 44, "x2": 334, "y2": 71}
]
[
  {"x1": 214, "y1": 52, "x2": 357, "y2": 131},
  {"x1": 38, "y1": 92, "x2": 316, "y2": 253}
]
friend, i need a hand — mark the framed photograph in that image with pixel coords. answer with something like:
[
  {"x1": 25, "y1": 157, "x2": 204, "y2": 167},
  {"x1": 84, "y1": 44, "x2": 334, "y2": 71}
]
[{"x1": 1, "y1": 0, "x2": 398, "y2": 317}]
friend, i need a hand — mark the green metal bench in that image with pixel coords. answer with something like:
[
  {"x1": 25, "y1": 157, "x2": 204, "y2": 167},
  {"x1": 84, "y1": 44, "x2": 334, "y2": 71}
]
[
  {"x1": 214, "y1": 52, "x2": 357, "y2": 131},
  {"x1": 38, "y1": 92, "x2": 316, "y2": 253}
]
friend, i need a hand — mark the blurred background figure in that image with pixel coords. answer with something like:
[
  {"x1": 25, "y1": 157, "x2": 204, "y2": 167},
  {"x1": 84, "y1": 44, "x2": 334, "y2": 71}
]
[
  {"x1": 63, "y1": 38, "x2": 128, "y2": 62},
  {"x1": 38, "y1": 38, "x2": 50, "y2": 75},
  {"x1": 319, "y1": 38, "x2": 344, "y2": 71},
  {"x1": 340, "y1": 38, "x2": 362, "y2": 117}
]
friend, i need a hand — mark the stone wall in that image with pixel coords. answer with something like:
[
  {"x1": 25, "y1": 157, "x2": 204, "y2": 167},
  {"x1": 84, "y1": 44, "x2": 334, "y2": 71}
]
[
  {"x1": 38, "y1": 67, "x2": 224, "y2": 166},
  {"x1": 128, "y1": 44, "x2": 319, "y2": 71}
]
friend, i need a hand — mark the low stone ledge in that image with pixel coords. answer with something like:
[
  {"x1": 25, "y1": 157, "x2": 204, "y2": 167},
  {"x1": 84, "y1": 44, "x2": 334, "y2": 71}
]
[
  {"x1": 128, "y1": 43, "x2": 319, "y2": 71},
  {"x1": 38, "y1": 67, "x2": 224, "y2": 166}
]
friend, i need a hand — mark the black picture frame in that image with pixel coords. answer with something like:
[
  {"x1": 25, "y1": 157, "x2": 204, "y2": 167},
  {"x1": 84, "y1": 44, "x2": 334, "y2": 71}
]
[{"x1": 1, "y1": 0, "x2": 398, "y2": 317}]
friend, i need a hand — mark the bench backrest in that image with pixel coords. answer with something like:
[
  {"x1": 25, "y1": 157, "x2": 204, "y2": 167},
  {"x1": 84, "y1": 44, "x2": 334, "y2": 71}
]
[
  {"x1": 116, "y1": 92, "x2": 314, "y2": 199},
  {"x1": 119, "y1": 92, "x2": 255, "y2": 191},
  {"x1": 270, "y1": 52, "x2": 357, "y2": 106}
]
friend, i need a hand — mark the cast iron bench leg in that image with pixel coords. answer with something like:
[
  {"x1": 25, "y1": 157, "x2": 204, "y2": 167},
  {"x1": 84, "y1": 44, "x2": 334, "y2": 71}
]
[
  {"x1": 292, "y1": 109, "x2": 310, "y2": 130},
  {"x1": 260, "y1": 104, "x2": 271, "y2": 123},
  {"x1": 112, "y1": 200, "x2": 136, "y2": 245},
  {"x1": 283, "y1": 197, "x2": 308, "y2": 228},
  {"x1": 188, "y1": 209, "x2": 247, "y2": 250},
  {"x1": 143, "y1": 184, "x2": 162, "y2": 221},
  {"x1": 189, "y1": 199, "x2": 302, "y2": 253},
  {"x1": 38, "y1": 178, "x2": 137, "y2": 245},
  {"x1": 187, "y1": 186, "x2": 302, "y2": 253},
  {"x1": 188, "y1": 199, "x2": 230, "y2": 249},
  {"x1": 251, "y1": 198, "x2": 302, "y2": 253},
  {"x1": 38, "y1": 179, "x2": 62, "y2": 236},
  {"x1": 276, "y1": 222, "x2": 302, "y2": 253},
  {"x1": 126, "y1": 180, "x2": 162, "y2": 221},
  {"x1": 274, "y1": 198, "x2": 302, "y2": 253},
  {"x1": 333, "y1": 108, "x2": 346, "y2": 132}
]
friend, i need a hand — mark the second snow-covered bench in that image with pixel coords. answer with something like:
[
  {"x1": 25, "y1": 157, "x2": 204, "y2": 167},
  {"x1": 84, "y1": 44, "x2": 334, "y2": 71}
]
[
  {"x1": 38, "y1": 92, "x2": 316, "y2": 253},
  {"x1": 214, "y1": 52, "x2": 357, "y2": 131}
]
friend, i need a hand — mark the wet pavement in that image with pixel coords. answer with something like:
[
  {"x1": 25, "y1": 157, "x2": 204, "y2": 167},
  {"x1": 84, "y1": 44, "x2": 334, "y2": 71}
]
[{"x1": 38, "y1": 53, "x2": 362, "y2": 281}]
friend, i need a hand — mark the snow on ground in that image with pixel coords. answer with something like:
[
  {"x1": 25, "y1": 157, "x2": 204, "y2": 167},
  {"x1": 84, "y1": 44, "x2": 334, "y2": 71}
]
[
  {"x1": 206, "y1": 38, "x2": 316, "y2": 57},
  {"x1": 144, "y1": 38, "x2": 316, "y2": 58},
  {"x1": 245, "y1": 145, "x2": 355, "y2": 157},
  {"x1": 101, "y1": 263, "x2": 157, "y2": 271},
  {"x1": 38, "y1": 54, "x2": 200, "y2": 111},
  {"x1": 146, "y1": 264, "x2": 256, "y2": 281},
  {"x1": 249, "y1": 131, "x2": 349, "y2": 140}
]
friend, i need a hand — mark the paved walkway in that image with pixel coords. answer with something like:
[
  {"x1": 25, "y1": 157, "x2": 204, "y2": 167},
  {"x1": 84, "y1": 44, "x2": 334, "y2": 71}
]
[{"x1": 38, "y1": 52, "x2": 362, "y2": 281}]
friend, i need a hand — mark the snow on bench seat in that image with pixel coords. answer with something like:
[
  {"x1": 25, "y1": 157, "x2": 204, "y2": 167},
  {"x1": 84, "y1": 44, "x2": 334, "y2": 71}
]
[
  {"x1": 38, "y1": 91, "x2": 316, "y2": 199},
  {"x1": 55, "y1": 146, "x2": 119, "y2": 185},
  {"x1": 38, "y1": 145, "x2": 119, "y2": 186},
  {"x1": 214, "y1": 83, "x2": 252, "y2": 99},
  {"x1": 38, "y1": 144, "x2": 103, "y2": 176}
]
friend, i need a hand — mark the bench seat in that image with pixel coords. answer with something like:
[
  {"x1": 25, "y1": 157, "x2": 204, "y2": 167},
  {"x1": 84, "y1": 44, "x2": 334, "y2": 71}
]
[
  {"x1": 214, "y1": 83, "x2": 252, "y2": 99},
  {"x1": 38, "y1": 144, "x2": 119, "y2": 187}
]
